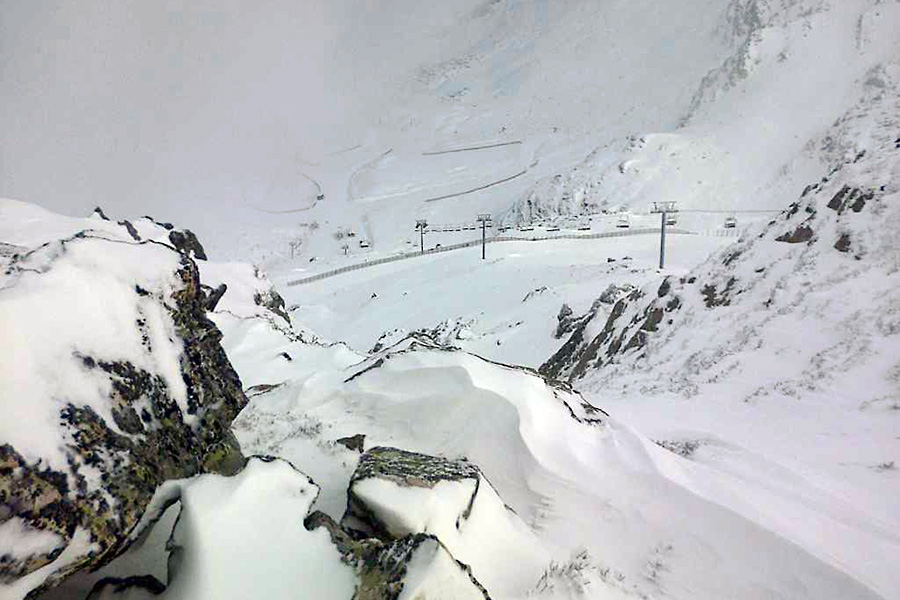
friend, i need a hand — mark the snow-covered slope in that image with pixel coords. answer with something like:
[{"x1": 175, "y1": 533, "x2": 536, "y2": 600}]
[
  {"x1": 505, "y1": 0, "x2": 900, "y2": 230},
  {"x1": 540, "y1": 63, "x2": 900, "y2": 597}
]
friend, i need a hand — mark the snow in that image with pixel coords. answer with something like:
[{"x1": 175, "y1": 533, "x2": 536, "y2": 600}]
[
  {"x1": 398, "y1": 538, "x2": 486, "y2": 600},
  {"x1": 161, "y1": 458, "x2": 356, "y2": 600},
  {"x1": 0, "y1": 206, "x2": 191, "y2": 469},
  {"x1": 0, "y1": 519, "x2": 63, "y2": 562},
  {"x1": 3, "y1": 0, "x2": 900, "y2": 598},
  {"x1": 353, "y1": 474, "x2": 549, "y2": 597},
  {"x1": 281, "y1": 233, "x2": 732, "y2": 366},
  {"x1": 0, "y1": 529, "x2": 95, "y2": 600}
]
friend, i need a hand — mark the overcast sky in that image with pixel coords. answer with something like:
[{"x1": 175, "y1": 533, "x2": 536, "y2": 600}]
[{"x1": 0, "y1": 1, "x2": 390, "y2": 225}]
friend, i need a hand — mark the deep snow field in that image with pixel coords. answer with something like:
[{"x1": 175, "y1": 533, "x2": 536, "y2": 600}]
[{"x1": 2, "y1": 0, "x2": 900, "y2": 599}]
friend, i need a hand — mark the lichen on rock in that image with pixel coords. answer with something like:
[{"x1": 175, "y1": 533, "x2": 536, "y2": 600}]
[{"x1": 0, "y1": 209, "x2": 247, "y2": 598}]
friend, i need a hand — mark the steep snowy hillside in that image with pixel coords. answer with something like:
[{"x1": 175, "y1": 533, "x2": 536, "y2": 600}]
[
  {"x1": 542, "y1": 64, "x2": 900, "y2": 596},
  {"x1": 505, "y1": 0, "x2": 900, "y2": 229}
]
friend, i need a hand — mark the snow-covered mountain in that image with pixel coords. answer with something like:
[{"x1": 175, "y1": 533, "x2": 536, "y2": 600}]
[
  {"x1": 2, "y1": 0, "x2": 900, "y2": 599},
  {"x1": 504, "y1": 0, "x2": 900, "y2": 229},
  {"x1": 11, "y1": 0, "x2": 887, "y2": 264}
]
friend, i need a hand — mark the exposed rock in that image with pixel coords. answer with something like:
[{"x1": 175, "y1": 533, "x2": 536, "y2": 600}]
[
  {"x1": 306, "y1": 512, "x2": 489, "y2": 600},
  {"x1": 117, "y1": 221, "x2": 141, "y2": 242},
  {"x1": 522, "y1": 286, "x2": 548, "y2": 302},
  {"x1": 91, "y1": 207, "x2": 111, "y2": 221},
  {"x1": 338, "y1": 445, "x2": 547, "y2": 597},
  {"x1": 167, "y1": 230, "x2": 207, "y2": 261},
  {"x1": 0, "y1": 227, "x2": 247, "y2": 596},
  {"x1": 245, "y1": 383, "x2": 284, "y2": 398},
  {"x1": 141, "y1": 217, "x2": 173, "y2": 231},
  {"x1": 253, "y1": 289, "x2": 291, "y2": 325},
  {"x1": 553, "y1": 303, "x2": 576, "y2": 339},
  {"x1": 775, "y1": 223, "x2": 815, "y2": 243},
  {"x1": 336, "y1": 434, "x2": 366, "y2": 453},
  {"x1": 342, "y1": 447, "x2": 481, "y2": 541},
  {"x1": 834, "y1": 232, "x2": 852, "y2": 253},
  {"x1": 598, "y1": 283, "x2": 635, "y2": 304},
  {"x1": 827, "y1": 185, "x2": 874, "y2": 215},
  {"x1": 700, "y1": 277, "x2": 737, "y2": 308},
  {"x1": 203, "y1": 283, "x2": 228, "y2": 312}
]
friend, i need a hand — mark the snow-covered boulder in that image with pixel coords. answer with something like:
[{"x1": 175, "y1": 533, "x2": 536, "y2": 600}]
[
  {"x1": 0, "y1": 201, "x2": 247, "y2": 598},
  {"x1": 341, "y1": 446, "x2": 548, "y2": 597},
  {"x1": 307, "y1": 512, "x2": 489, "y2": 600}
]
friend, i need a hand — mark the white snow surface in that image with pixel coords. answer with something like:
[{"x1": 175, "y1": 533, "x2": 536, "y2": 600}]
[
  {"x1": 3, "y1": 0, "x2": 900, "y2": 598},
  {"x1": 0, "y1": 529, "x2": 95, "y2": 600},
  {"x1": 0, "y1": 520, "x2": 63, "y2": 562},
  {"x1": 397, "y1": 538, "x2": 486, "y2": 600},
  {"x1": 10, "y1": 191, "x2": 895, "y2": 599},
  {"x1": 162, "y1": 458, "x2": 355, "y2": 600},
  {"x1": 0, "y1": 199, "x2": 190, "y2": 470},
  {"x1": 352, "y1": 474, "x2": 549, "y2": 597}
]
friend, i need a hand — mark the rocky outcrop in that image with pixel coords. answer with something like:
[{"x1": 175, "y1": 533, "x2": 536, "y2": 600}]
[
  {"x1": 541, "y1": 85, "x2": 898, "y2": 387},
  {"x1": 307, "y1": 512, "x2": 490, "y2": 600},
  {"x1": 328, "y1": 447, "x2": 499, "y2": 599},
  {"x1": 541, "y1": 284, "x2": 638, "y2": 380},
  {"x1": 336, "y1": 434, "x2": 366, "y2": 453},
  {"x1": 341, "y1": 447, "x2": 482, "y2": 541},
  {"x1": 0, "y1": 210, "x2": 247, "y2": 598},
  {"x1": 335, "y1": 446, "x2": 548, "y2": 598},
  {"x1": 167, "y1": 230, "x2": 207, "y2": 261},
  {"x1": 253, "y1": 289, "x2": 290, "y2": 326}
]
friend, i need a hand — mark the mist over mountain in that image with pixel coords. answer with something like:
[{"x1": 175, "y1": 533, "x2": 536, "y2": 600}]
[{"x1": 2, "y1": 1, "x2": 899, "y2": 599}]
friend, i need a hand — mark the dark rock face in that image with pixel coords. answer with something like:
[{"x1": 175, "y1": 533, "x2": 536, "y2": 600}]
[
  {"x1": 167, "y1": 230, "x2": 207, "y2": 261},
  {"x1": 827, "y1": 185, "x2": 873, "y2": 215},
  {"x1": 775, "y1": 223, "x2": 814, "y2": 243},
  {"x1": 118, "y1": 221, "x2": 141, "y2": 242},
  {"x1": 834, "y1": 232, "x2": 852, "y2": 253},
  {"x1": 253, "y1": 289, "x2": 291, "y2": 325},
  {"x1": 202, "y1": 283, "x2": 228, "y2": 312},
  {"x1": 553, "y1": 303, "x2": 576, "y2": 339},
  {"x1": 336, "y1": 434, "x2": 366, "y2": 453},
  {"x1": 0, "y1": 237, "x2": 246, "y2": 596}
]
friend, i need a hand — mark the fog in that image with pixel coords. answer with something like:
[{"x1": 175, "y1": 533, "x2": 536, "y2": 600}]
[{"x1": 0, "y1": 0, "x2": 471, "y2": 250}]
